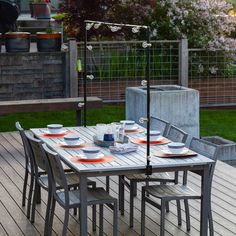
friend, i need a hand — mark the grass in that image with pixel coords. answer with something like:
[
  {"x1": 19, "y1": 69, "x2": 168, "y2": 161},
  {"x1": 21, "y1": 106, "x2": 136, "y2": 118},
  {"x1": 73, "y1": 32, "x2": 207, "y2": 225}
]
[
  {"x1": 0, "y1": 105, "x2": 125, "y2": 132},
  {"x1": 1, "y1": 105, "x2": 236, "y2": 142}
]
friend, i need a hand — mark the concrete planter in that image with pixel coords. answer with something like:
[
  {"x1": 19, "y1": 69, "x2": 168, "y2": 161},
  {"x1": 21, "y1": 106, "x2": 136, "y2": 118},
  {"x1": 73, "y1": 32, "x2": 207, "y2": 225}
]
[
  {"x1": 126, "y1": 85, "x2": 199, "y2": 138},
  {"x1": 203, "y1": 136, "x2": 236, "y2": 161}
]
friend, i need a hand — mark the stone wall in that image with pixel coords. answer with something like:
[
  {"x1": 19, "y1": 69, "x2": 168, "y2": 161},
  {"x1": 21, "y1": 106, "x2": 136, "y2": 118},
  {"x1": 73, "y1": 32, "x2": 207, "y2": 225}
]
[{"x1": 0, "y1": 51, "x2": 69, "y2": 101}]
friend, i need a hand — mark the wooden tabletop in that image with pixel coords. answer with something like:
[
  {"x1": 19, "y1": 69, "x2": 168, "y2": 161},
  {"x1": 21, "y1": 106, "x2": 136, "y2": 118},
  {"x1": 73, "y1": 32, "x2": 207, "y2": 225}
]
[{"x1": 31, "y1": 126, "x2": 214, "y2": 175}]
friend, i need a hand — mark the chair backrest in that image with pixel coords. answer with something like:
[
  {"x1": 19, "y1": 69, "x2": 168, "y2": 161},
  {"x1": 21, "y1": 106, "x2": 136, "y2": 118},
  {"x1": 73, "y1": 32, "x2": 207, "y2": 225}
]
[
  {"x1": 189, "y1": 137, "x2": 218, "y2": 161},
  {"x1": 165, "y1": 124, "x2": 188, "y2": 143},
  {"x1": 188, "y1": 137, "x2": 219, "y2": 189},
  {"x1": 15, "y1": 121, "x2": 34, "y2": 173},
  {"x1": 25, "y1": 132, "x2": 46, "y2": 177},
  {"x1": 41, "y1": 143, "x2": 70, "y2": 204},
  {"x1": 150, "y1": 116, "x2": 170, "y2": 136}
]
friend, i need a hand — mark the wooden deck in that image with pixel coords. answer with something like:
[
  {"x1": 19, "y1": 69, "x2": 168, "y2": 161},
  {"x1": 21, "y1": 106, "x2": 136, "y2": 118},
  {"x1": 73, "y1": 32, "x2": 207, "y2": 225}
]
[{"x1": 0, "y1": 131, "x2": 236, "y2": 236}]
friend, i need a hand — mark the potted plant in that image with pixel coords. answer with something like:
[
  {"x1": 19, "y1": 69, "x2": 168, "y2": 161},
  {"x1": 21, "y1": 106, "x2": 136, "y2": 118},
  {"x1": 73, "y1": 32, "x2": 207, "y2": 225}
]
[
  {"x1": 30, "y1": 0, "x2": 51, "y2": 19},
  {"x1": 36, "y1": 26, "x2": 61, "y2": 52},
  {"x1": 5, "y1": 32, "x2": 31, "y2": 53}
]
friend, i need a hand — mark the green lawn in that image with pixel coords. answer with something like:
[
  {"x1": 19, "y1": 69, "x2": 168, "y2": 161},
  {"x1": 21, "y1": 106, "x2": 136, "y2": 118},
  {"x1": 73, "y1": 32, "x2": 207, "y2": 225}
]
[{"x1": 1, "y1": 105, "x2": 236, "y2": 142}]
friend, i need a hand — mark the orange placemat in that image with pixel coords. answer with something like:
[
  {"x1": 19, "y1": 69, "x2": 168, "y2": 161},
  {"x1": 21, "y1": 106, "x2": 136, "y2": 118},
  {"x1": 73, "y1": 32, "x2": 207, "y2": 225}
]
[
  {"x1": 125, "y1": 128, "x2": 144, "y2": 134},
  {"x1": 40, "y1": 130, "x2": 75, "y2": 138},
  {"x1": 130, "y1": 137, "x2": 170, "y2": 145},
  {"x1": 57, "y1": 143, "x2": 92, "y2": 149},
  {"x1": 153, "y1": 150, "x2": 197, "y2": 158},
  {"x1": 71, "y1": 155, "x2": 114, "y2": 164}
]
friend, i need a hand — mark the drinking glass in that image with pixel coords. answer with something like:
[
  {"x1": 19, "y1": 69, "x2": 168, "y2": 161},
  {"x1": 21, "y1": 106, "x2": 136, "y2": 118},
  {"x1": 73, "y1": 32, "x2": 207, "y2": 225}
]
[{"x1": 96, "y1": 123, "x2": 107, "y2": 140}]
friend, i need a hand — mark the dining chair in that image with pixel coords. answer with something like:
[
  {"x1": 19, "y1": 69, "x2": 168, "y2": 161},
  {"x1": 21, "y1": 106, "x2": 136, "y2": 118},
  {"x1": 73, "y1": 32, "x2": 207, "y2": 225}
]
[
  {"x1": 141, "y1": 137, "x2": 218, "y2": 236},
  {"x1": 25, "y1": 133, "x2": 96, "y2": 235},
  {"x1": 119, "y1": 121, "x2": 188, "y2": 228},
  {"x1": 150, "y1": 116, "x2": 170, "y2": 136},
  {"x1": 42, "y1": 143, "x2": 118, "y2": 236},
  {"x1": 15, "y1": 121, "x2": 36, "y2": 219}
]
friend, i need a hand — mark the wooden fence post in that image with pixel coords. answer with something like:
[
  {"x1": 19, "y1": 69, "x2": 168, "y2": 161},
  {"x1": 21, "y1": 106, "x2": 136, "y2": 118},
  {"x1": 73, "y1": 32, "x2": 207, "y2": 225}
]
[
  {"x1": 178, "y1": 38, "x2": 188, "y2": 87},
  {"x1": 68, "y1": 39, "x2": 78, "y2": 97}
]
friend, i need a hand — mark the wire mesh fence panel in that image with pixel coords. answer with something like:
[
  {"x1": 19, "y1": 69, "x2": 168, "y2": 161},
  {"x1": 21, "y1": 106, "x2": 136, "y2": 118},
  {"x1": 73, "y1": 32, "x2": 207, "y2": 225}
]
[
  {"x1": 77, "y1": 40, "x2": 180, "y2": 102},
  {"x1": 188, "y1": 49, "x2": 236, "y2": 107}
]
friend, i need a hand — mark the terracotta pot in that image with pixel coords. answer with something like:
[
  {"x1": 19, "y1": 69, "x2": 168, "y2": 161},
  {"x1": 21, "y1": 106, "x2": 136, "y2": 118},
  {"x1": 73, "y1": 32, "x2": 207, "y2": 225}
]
[
  {"x1": 36, "y1": 32, "x2": 61, "y2": 52},
  {"x1": 5, "y1": 32, "x2": 31, "y2": 52},
  {"x1": 32, "y1": 3, "x2": 50, "y2": 19}
]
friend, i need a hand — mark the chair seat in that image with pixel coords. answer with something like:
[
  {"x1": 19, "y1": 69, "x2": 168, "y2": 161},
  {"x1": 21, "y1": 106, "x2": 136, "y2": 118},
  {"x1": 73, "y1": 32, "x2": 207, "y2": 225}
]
[
  {"x1": 38, "y1": 173, "x2": 95, "y2": 189},
  {"x1": 125, "y1": 172, "x2": 174, "y2": 182},
  {"x1": 56, "y1": 187, "x2": 116, "y2": 208},
  {"x1": 144, "y1": 184, "x2": 201, "y2": 200}
]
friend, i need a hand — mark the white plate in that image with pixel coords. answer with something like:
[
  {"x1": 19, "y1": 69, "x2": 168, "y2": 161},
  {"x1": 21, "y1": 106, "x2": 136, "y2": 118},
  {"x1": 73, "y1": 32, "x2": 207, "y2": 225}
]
[
  {"x1": 139, "y1": 136, "x2": 164, "y2": 142},
  {"x1": 125, "y1": 125, "x2": 139, "y2": 131},
  {"x1": 79, "y1": 153, "x2": 104, "y2": 160},
  {"x1": 44, "y1": 129, "x2": 67, "y2": 135},
  {"x1": 60, "y1": 140, "x2": 85, "y2": 147},
  {"x1": 161, "y1": 147, "x2": 189, "y2": 155}
]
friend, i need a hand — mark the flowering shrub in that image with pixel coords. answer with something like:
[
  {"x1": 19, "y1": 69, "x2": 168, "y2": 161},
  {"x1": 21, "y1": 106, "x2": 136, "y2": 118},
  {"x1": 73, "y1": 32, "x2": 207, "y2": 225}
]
[{"x1": 152, "y1": 0, "x2": 236, "y2": 50}]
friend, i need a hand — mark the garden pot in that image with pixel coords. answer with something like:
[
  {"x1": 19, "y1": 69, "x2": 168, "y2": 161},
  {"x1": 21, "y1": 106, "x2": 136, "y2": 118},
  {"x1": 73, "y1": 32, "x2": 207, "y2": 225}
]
[
  {"x1": 32, "y1": 3, "x2": 50, "y2": 19},
  {"x1": 5, "y1": 32, "x2": 30, "y2": 52},
  {"x1": 36, "y1": 32, "x2": 61, "y2": 52}
]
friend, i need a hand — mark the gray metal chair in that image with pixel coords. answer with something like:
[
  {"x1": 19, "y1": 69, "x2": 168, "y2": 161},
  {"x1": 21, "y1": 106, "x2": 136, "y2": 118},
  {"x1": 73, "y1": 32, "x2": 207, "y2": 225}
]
[
  {"x1": 25, "y1": 133, "x2": 96, "y2": 235},
  {"x1": 42, "y1": 143, "x2": 118, "y2": 236},
  {"x1": 141, "y1": 137, "x2": 218, "y2": 236},
  {"x1": 119, "y1": 121, "x2": 188, "y2": 228},
  {"x1": 15, "y1": 121, "x2": 36, "y2": 219}
]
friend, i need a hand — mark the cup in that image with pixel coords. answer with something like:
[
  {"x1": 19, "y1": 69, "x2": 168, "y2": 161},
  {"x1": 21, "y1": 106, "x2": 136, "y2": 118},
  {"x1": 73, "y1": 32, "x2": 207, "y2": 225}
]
[
  {"x1": 111, "y1": 122, "x2": 121, "y2": 141},
  {"x1": 96, "y1": 123, "x2": 107, "y2": 140}
]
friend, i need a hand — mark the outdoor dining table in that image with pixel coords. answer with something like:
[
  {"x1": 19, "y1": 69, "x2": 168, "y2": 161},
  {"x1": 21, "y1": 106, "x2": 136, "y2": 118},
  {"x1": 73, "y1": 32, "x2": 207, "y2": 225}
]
[{"x1": 31, "y1": 126, "x2": 215, "y2": 236}]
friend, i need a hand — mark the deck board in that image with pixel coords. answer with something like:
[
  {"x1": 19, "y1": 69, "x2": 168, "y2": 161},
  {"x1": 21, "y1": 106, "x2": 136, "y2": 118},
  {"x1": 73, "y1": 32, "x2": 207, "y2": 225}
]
[{"x1": 1, "y1": 131, "x2": 236, "y2": 235}]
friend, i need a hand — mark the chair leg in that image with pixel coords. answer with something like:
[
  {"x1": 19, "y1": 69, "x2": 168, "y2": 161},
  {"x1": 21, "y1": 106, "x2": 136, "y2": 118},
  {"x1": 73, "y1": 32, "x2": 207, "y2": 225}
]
[
  {"x1": 36, "y1": 186, "x2": 41, "y2": 204},
  {"x1": 22, "y1": 169, "x2": 28, "y2": 207},
  {"x1": 133, "y1": 182, "x2": 137, "y2": 197},
  {"x1": 44, "y1": 190, "x2": 52, "y2": 236},
  {"x1": 92, "y1": 205, "x2": 96, "y2": 232},
  {"x1": 73, "y1": 187, "x2": 77, "y2": 215},
  {"x1": 62, "y1": 208, "x2": 70, "y2": 236},
  {"x1": 48, "y1": 198, "x2": 56, "y2": 236},
  {"x1": 106, "y1": 176, "x2": 110, "y2": 193},
  {"x1": 27, "y1": 174, "x2": 34, "y2": 219},
  {"x1": 176, "y1": 200, "x2": 182, "y2": 226},
  {"x1": 129, "y1": 182, "x2": 135, "y2": 228},
  {"x1": 113, "y1": 201, "x2": 118, "y2": 236},
  {"x1": 184, "y1": 199, "x2": 191, "y2": 231},
  {"x1": 208, "y1": 205, "x2": 214, "y2": 236},
  {"x1": 31, "y1": 181, "x2": 39, "y2": 223},
  {"x1": 141, "y1": 188, "x2": 146, "y2": 236},
  {"x1": 99, "y1": 204, "x2": 104, "y2": 236},
  {"x1": 160, "y1": 200, "x2": 165, "y2": 236},
  {"x1": 119, "y1": 176, "x2": 125, "y2": 215},
  {"x1": 165, "y1": 201, "x2": 170, "y2": 213}
]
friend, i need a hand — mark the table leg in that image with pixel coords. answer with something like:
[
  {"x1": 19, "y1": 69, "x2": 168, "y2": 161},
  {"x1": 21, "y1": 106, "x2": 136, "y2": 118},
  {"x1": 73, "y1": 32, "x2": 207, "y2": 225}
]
[
  {"x1": 80, "y1": 175, "x2": 88, "y2": 235},
  {"x1": 200, "y1": 165, "x2": 210, "y2": 236}
]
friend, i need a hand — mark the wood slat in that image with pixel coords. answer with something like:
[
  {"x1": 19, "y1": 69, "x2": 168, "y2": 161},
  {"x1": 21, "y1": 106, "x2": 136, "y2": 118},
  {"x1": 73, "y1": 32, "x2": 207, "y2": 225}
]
[{"x1": 1, "y1": 131, "x2": 236, "y2": 235}]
